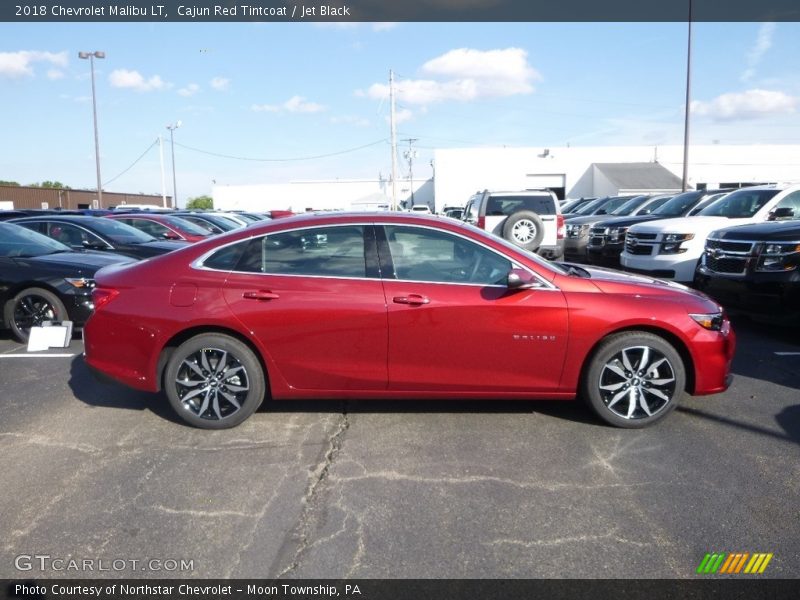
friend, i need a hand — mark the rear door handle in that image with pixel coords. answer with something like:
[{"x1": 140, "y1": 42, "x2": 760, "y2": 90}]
[
  {"x1": 243, "y1": 290, "x2": 280, "y2": 301},
  {"x1": 393, "y1": 294, "x2": 430, "y2": 306}
]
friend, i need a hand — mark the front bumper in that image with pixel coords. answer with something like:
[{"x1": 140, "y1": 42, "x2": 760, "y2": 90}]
[
  {"x1": 695, "y1": 267, "x2": 800, "y2": 314},
  {"x1": 620, "y1": 252, "x2": 699, "y2": 283}
]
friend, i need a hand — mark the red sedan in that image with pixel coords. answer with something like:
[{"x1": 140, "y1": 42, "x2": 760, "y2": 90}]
[
  {"x1": 84, "y1": 213, "x2": 735, "y2": 429},
  {"x1": 106, "y1": 213, "x2": 215, "y2": 243}
]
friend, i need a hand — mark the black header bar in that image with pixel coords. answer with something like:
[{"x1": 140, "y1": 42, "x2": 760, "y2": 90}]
[{"x1": 3, "y1": 0, "x2": 800, "y2": 23}]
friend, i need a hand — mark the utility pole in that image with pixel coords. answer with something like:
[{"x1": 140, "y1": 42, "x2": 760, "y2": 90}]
[
  {"x1": 78, "y1": 51, "x2": 105, "y2": 205},
  {"x1": 389, "y1": 69, "x2": 399, "y2": 211},
  {"x1": 681, "y1": 0, "x2": 693, "y2": 192},
  {"x1": 166, "y1": 121, "x2": 181, "y2": 208},
  {"x1": 158, "y1": 135, "x2": 167, "y2": 208},
  {"x1": 403, "y1": 138, "x2": 418, "y2": 208}
]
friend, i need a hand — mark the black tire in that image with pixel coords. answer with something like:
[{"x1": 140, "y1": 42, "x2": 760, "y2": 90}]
[
  {"x1": 3, "y1": 287, "x2": 68, "y2": 343},
  {"x1": 164, "y1": 333, "x2": 266, "y2": 429},
  {"x1": 582, "y1": 331, "x2": 685, "y2": 428},
  {"x1": 502, "y1": 210, "x2": 545, "y2": 251}
]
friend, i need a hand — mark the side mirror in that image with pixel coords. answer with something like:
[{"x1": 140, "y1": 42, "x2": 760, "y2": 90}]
[
  {"x1": 769, "y1": 207, "x2": 794, "y2": 221},
  {"x1": 162, "y1": 232, "x2": 181, "y2": 240},
  {"x1": 507, "y1": 268, "x2": 539, "y2": 290},
  {"x1": 82, "y1": 240, "x2": 106, "y2": 250}
]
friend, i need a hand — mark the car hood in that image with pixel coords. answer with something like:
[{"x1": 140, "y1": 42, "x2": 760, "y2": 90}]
[
  {"x1": 17, "y1": 251, "x2": 134, "y2": 275},
  {"x1": 569, "y1": 263, "x2": 719, "y2": 304},
  {"x1": 629, "y1": 216, "x2": 738, "y2": 235},
  {"x1": 711, "y1": 220, "x2": 800, "y2": 241}
]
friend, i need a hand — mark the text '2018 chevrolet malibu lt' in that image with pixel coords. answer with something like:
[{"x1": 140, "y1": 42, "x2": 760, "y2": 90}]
[{"x1": 84, "y1": 213, "x2": 735, "y2": 429}]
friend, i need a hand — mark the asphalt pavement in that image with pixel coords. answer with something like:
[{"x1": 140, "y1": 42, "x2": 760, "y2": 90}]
[{"x1": 0, "y1": 315, "x2": 797, "y2": 579}]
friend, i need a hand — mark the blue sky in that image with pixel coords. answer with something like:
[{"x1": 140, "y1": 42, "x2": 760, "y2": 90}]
[{"x1": 2, "y1": 22, "x2": 800, "y2": 203}]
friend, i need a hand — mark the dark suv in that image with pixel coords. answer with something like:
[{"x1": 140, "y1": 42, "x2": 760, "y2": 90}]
[
  {"x1": 695, "y1": 219, "x2": 800, "y2": 315},
  {"x1": 463, "y1": 190, "x2": 564, "y2": 259}
]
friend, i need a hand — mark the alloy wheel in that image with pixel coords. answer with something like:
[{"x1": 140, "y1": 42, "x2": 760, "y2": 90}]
[
  {"x1": 511, "y1": 219, "x2": 537, "y2": 244},
  {"x1": 174, "y1": 347, "x2": 250, "y2": 421},
  {"x1": 597, "y1": 345, "x2": 677, "y2": 420}
]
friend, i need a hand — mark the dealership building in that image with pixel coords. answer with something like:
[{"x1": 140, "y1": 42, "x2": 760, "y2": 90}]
[{"x1": 207, "y1": 143, "x2": 800, "y2": 213}]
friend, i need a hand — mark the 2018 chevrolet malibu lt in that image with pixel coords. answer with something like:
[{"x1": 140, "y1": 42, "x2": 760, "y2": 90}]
[{"x1": 84, "y1": 213, "x2": 735, "y2": 429}]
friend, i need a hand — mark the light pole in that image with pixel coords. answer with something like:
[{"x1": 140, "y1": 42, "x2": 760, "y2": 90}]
[
  {"x1": 78, "y1": 50, "x2": 105, "y2": 205},
  {"x1": 166, "y1": 121, "x2": 181, "y2": 208},
  {"x1": 681, "y1": 0, "x2": 693, "y2": 192}
]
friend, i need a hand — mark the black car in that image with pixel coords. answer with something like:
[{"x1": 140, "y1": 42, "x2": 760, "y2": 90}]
[
  {"x1": 0, "y1": 222, "x2": 134, "y2": 341},
  {"x1": 586, "y1": 189, "x2": 731, "y2": 268},
  {"x1": 695, "y1": 220, "x2": 800, "y2": 315},
  {"x1": 10, "y1": 215, "x2": 188, "y2": 260}
]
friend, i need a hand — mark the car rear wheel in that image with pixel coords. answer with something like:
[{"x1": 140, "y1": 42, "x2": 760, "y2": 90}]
[
  {"x1": 4, "y1": 287, "x2": 68, "y2": 343},
  {"x1": 583, "y1": 332, "x2": 685, "y2": 428},
  {"x1": 502, "y1": 210, "x2": 545, "y2": 251},
  {"x1": 164, "y1": 333, "x2": 265, "y2": 429}
]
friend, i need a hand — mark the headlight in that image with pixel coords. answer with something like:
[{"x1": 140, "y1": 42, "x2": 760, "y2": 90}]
[
  {"x1": 566, "y1": 224, "x2": 589, "y2": 238},
  {"x1": 660, "y1": 233, "x2": 694, "y2": 254},
  {"x1": 64, "y1": 278, "x2": 95, "y2": 289},
  {"x1": 689, "y1": 312, "x2": 724, "y2": 331},
  {"x1": 756, "y1": 242, "x2": 800, "y2": 272},
  {"x1": 608, "y1": 227, "x2": 628, "y2": 243}
]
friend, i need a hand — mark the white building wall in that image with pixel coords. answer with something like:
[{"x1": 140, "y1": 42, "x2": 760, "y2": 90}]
[
  {"x1": 434, "y1": 145, "x2": 800, "y2": 212},
  {"x1": 213, "y1": 178, "x2": 432, "y2": 213}
]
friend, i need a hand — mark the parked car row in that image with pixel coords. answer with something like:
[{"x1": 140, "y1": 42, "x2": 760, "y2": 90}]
[{"x1": 553, "y1": 184, "x2": 800, "y2": 316}]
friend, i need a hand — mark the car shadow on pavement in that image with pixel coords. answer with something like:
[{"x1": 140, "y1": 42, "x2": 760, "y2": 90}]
[
  {"x1": 729, "y1": 314, "x2": 800, "y2": 392},
  {"x1": 677, "y1": 404, "x2": 800, "y2": 446},
  {"x1": 68, "y1": 355, "x2": 185, "y2": 425}
]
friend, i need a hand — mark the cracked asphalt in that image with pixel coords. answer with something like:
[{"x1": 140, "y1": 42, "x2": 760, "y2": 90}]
[{"x1": 0, "y1": 314, "x2": 798, "y2": 579}]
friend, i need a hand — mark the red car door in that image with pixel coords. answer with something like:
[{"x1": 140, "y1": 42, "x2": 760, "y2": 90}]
[
  {"x1": 222, "y1": 225, "x2": 388, "y2": 391},
  {"x1": 379, "y1": 225, "x2": 569, "y2": 393}
]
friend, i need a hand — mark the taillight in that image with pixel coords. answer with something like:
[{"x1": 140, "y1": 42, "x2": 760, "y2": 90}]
[
  {"x1": 477, "y1": 216, "x2": 485, "y2": 230},
  {"x1": 92, "y1": 287, "x2": 119, "y2": 310},
  {"x1": 557, "y1": 214, "x2": 565, "y2": 240}
]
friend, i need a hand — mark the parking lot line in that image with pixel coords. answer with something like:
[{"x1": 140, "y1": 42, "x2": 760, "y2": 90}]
[{"x1": 0, "y1": 353, "x2": 77, "y2": 358}]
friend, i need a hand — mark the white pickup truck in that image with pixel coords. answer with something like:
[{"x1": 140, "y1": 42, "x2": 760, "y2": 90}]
[{"x1": 620, "y1": 184, "x2": 800, "y2": 283}]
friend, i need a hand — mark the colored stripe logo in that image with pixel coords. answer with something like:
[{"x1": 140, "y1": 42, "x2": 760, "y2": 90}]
[{"x1": 696, "y1": 552, "x2": 773, "y2": 574}]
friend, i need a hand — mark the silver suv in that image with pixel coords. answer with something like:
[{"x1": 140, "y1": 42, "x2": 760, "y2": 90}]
[{"x1": 463, "y1": 189, "x2": 565, "y2": 259}]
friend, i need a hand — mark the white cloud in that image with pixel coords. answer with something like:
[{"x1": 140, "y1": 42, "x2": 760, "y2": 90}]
[
  {"x1": 109, "y1": 69, "x2": 168, "y2": 92},
  {"x1": 741, "y1": 22, "x2": 776, "y2": 82},
  {"x1": 394, "y1": 108, "x2": 413, "y2": 124},
  {"x1": 691, "y1": 89, "x2": 797, "y2": 121},
  {"x1": 178, "y1": 83, "x2": 200, "y2": 97},
  {"x1": 0, "y1": 50, "x2": 68, "y2": 78},
  {"x1": 360, "y1": 47, "x2": 540, "y2": 107},
  {"x1": 210, "y1": 76, "x2": 230, "y2": 91},
  {"x1": 47, "y1": 69, "x2": 65, "y2": 80},
  {"x1": 252, "y1": 95, "x2": 326, "y2": 113}
]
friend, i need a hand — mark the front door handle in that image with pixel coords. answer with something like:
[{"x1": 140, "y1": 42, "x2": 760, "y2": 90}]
[
  {"x1": 243, "y1": 290, "x2": 280, "y2": 301},
  {"x1": 393, "y1": 294, "x2": 430, "y2": 306}
]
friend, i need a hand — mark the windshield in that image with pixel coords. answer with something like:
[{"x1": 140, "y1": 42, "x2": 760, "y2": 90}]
[
  {"x1": 698, "y1": 189, "x2": 780, "y2": 218},
  {"x1": 651, "y1": 191, "x2": 704, "y2": 217},
  {"x1": 87, "y1": 217, "x2": 157, "y2": 243},
  {"x1": 0, "y1": 222, "x2": 71, "y2": 257},
  {"x1": 164, "y1": 216, "x2": 214, "y2": 236},
  {"x1": 609, "y1": 195, "x2": 650, "y2": 216},
  {"x1": 572, "y1": 198, "x2": 606, "y2": 215},
  {"x1": 588, "y1": 196, "x2": 630, "y2": 216}
]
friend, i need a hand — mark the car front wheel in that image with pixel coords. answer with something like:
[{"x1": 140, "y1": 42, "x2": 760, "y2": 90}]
[
  {"x1": 164, "y1": 333, "x2": 266, "y2": 429},
  {"x1": 583, "y1": 332, "x2": 685, "y2": 428},
  {"x1": 4, "y1": 287, "x2": 68, "y2": 343}
]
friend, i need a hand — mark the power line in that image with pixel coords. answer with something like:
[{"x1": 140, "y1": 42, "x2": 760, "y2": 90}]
[
  {"x1": 103, "y1": 138, "x2": 159, "y2": 187},
  {"x1": 173, "y1": 139, "x2": 388, "y2": 162}
]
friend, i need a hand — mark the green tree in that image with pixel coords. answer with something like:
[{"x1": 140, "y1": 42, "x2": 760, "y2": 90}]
[
  {"x1": 29, "y1": 181, "x2": 70, "y2": 189},
  {"x1": 186, "y1": 195, "x2": 213, "y2": 210},
  {"x1": 0, "y1": 180, "x2": 20, "y2": 186}
]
